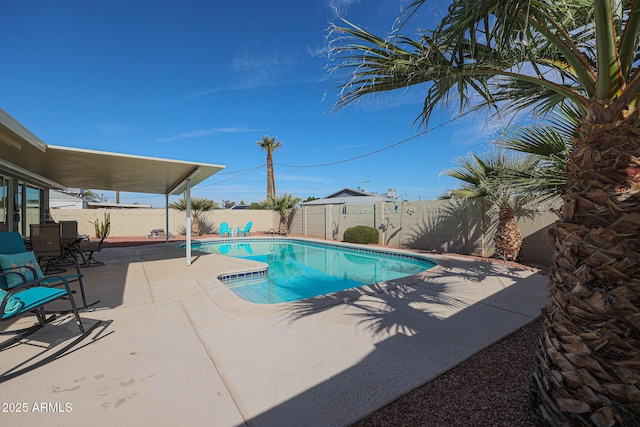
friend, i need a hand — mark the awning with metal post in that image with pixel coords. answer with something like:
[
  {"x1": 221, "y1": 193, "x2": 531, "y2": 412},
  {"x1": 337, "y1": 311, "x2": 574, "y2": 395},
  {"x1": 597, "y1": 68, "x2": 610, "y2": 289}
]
[
  {"x1": 1, "y1": 109, "x2": 226, "y2": 263},
  {"x1": 185, "y1": 179, "x2": 192, "y2": 265},
  {"x1": 166, "y1": 167, "x2": 201, "y2": 266}
]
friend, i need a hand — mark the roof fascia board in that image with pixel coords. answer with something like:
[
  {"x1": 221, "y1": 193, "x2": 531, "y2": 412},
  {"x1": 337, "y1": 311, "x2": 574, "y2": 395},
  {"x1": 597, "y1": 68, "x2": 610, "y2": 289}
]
[
  {"x1": 0, "y1": 109, "x2": 47, "y2": 152},
  {"x1": 0, "y1": 158, "x2": 65, "y2": 189}
]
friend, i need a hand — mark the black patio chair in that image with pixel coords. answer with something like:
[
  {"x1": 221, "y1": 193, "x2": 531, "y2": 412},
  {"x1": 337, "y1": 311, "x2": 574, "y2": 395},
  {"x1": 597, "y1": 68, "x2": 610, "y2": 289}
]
[
  {"x1": 28, "y1": 226, "x2": 98, "y2": 310},
  {"x1": 81, "y1": 225, "x2": 110, "y2": 267}
]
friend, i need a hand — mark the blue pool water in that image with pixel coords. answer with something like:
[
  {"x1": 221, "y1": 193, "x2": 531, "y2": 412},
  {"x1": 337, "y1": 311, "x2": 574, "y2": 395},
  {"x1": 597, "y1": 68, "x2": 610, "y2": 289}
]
[{"x1": 192, "y1": 239, "x2": 436, "y2": 304}]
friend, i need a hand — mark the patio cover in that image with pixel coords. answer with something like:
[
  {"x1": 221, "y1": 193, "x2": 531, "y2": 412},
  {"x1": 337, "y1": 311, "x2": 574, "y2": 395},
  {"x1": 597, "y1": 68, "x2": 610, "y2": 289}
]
[
  {"x1": 0, "y1": 109, "x2": 224, "y2": 195},
  {"x1": 1, "y1": 108, "x2": 225, "y2": 264},
  {"x1": 0, "y1": 143, "x2": 224, "y2": 196}
]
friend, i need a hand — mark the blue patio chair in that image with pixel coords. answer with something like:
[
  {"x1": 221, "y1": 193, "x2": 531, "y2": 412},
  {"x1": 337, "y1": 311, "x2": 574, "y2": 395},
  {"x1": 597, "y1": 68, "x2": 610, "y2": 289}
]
[
  {"x1": 219, "y1": 222, "x2": 231, "y2": 237},
  {"x1": 237, "y1": 221, "x2": 252, "y2": 237},
  {"x1": 0, "y1": 266, "x2": 85, "y2": 350},
  {"x1": 0, "y1": 232, "x2": 34, "y2": 290},
  {"x1": 0, "y1": 230, "x2": 28, "y2": 255},
  {"x1": 0, "y1": 231, "x2": 97, "y2": 310}
]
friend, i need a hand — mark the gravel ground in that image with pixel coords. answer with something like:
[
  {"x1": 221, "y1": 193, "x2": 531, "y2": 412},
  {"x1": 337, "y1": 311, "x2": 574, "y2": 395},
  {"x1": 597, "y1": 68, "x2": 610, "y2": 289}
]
[
  {"x1": 352, "y1": 319, "x2": 544, "y2": 427},
  {"x1": 94, "y1": 236, "x2": 547, "y2": 426}
]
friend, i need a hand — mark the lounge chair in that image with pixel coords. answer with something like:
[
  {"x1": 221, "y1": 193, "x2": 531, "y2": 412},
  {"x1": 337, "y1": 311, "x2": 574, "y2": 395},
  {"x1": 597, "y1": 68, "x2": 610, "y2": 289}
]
[
  {"x1": 219, "y1": 222, "x2": 231, "y2": 237},
  {"x1": 7, "y1": 229, "x2": 97, "y2": 310},
  {"x1": 146, "y1": 228, "x2": 167, "y2": 239},
  {"x1": 237, "y1": 221, "x2": 252, "y2": 237},
  {"x1": 0, "y1": 268, "x2": 84, "y2": 350}
]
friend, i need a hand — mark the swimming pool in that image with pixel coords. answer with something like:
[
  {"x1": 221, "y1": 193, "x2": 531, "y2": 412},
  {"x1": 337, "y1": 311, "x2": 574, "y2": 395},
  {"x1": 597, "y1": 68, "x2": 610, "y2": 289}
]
[{"x1": 192, "y1": 238, "x2": 436, "y2": 304}]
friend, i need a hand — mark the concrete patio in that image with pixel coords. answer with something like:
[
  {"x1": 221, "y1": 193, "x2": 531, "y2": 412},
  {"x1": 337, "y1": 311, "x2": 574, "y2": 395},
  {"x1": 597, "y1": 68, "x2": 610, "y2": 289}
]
[{"x1": 0, "y1": 239, "x2": 548, "y2": 427}]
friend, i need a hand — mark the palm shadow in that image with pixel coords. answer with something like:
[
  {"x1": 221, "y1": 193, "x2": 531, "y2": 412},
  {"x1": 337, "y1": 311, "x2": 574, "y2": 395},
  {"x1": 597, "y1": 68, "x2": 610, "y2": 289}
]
[
  {"x1": 403, "y1": 199, "x2": 488, "y2": 254},
  {"x1": 249, "y1": 255, "x2": 547, "y2": 426}
]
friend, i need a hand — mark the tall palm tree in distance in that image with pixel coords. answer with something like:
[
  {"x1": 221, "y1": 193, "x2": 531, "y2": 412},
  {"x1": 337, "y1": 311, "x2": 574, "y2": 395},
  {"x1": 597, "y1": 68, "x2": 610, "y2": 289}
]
[
  {"x1": 329, "y1": 1, "x2": 640, "y2": 425},
  {"x1": 257, "y1": 135, "x2": 282, "y2": 200}
]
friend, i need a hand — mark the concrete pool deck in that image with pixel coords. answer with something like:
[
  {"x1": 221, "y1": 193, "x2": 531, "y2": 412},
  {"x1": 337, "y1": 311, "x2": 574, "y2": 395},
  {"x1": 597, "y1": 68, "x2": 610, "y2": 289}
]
[{"x1": 0, "y1": 239, "x2": 549, "y2": 426}]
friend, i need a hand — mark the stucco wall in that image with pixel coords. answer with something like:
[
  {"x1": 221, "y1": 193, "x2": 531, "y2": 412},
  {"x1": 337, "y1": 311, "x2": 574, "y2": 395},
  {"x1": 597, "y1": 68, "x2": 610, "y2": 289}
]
[
  {"x1": 50, "y1": 208, "x2": 278, "y2": 238},
  {"x1": 51, "y1": 198, "x2": 558, "y2": 265},
  {"x1": 290, "y1": 198, "x2": 559, "y2": 265}
]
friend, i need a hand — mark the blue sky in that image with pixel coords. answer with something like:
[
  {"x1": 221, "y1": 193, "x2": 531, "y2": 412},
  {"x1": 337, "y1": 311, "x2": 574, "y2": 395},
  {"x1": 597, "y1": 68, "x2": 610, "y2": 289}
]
[{"x1": 3, "y1": 0, "x2": 507, "y2": 207}]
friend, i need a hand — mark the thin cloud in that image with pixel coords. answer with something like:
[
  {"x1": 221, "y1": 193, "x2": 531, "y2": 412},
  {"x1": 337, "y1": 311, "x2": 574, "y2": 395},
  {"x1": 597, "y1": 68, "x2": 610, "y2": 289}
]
[
  {"x1": 153, "y1": 126, "x2": 263, "y2": 142},
  {"x1": 186, "y1": 82, "x2": 259, "y2": 99},
  {"x1": 277, "y1": 174, "x2": 334, "y2": 183},
  {"x1": 186, "y1": 52, "x2": 296, "y2": 99},
  {"x1": 306, "y1": 44, "x2": 328, "y2": 58},
  {"x1": 98, "y1": 123, "x2": 133, "y2": 135},
  {"x1": 336, "y1": 143, "x2": 369, "y2": 150},
  {"x1": 328, "y1": 0, "x2": 359, "y2": 11}
]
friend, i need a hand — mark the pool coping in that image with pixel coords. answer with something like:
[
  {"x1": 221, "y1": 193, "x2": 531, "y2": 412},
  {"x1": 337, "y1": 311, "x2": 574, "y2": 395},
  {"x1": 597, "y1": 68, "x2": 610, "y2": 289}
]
[{"x1": 184, "y1": 236, "x2": 456, "y2": 315}]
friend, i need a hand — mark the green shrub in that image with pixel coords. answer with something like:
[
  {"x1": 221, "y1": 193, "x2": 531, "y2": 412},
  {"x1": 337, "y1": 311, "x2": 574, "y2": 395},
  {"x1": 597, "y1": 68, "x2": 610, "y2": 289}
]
[{"x1": 343, "y1": 225, "x2": 379, "y2": 244}]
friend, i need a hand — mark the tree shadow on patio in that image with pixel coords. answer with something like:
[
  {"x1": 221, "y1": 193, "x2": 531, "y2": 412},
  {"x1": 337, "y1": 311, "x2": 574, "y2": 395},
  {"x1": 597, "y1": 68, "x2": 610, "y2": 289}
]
[{"x1": 246, "y1": 258, "x2": 547, "y2": 426}]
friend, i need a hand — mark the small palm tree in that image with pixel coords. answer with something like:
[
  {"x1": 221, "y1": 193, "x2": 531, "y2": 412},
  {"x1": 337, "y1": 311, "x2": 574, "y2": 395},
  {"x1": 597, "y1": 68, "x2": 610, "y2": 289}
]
[
  {"x1": 443, "y1": 152, "x2": 538, "y2": 261},
  {"x1": 266, "y1": 193, "x2": 301, "y2": 235},
  {"x1": 257, "y1": 135, "x2": 282, "y2": 200},
  {"x1": 169, "y1": 197, "x2": 218, "y2": 236}
]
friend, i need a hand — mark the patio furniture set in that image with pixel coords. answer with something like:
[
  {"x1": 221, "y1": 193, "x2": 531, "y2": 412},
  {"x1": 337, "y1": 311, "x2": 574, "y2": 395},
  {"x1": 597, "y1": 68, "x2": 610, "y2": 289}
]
[
  {"x1": 219, "y1": 221, "x2": 252, "y2": 238},
  {"x1": 0, "y1": 223, "x2": 105, "y2": 351}
]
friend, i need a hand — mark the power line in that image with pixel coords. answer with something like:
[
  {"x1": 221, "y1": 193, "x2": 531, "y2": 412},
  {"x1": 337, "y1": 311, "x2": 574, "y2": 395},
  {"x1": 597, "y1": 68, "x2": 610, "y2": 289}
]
[
  {"x1": 275, "y1": 131, "x2": 428, "y2": 168},
  {"x1": 124, "y1": 110, "x2": 478, "y2": 198},
  {"x1": 274, "y1": 110, "x2": 474, "y2": 169},
  {"x1": 196, "y1": 164, "x2": 265, "y2": 187},
  {"x1": 117, "y1": 165, "x2": 266, "y2": 200},
  {"x1": 215, "y1": 164, "x2": 264, "y2": 175}
]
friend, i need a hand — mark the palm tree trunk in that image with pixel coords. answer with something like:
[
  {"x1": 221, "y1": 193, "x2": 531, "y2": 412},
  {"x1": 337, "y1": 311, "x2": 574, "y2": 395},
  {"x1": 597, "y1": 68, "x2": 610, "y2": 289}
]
[
  {"x1": 494, "y1": 202, "x2": 522, "y2": 261},
  {"x1": 191, "y1": 214, "x2": 201, "y2": 236},
  {"x1": 267, "y1": 150, "x2": 275, "y2": 199},
  {"x1": 531, "y1": 103, "x2": 640, "y2": 426},
  {"x1": 279, "y1": 213, "x2": 287, "y2": 235}
]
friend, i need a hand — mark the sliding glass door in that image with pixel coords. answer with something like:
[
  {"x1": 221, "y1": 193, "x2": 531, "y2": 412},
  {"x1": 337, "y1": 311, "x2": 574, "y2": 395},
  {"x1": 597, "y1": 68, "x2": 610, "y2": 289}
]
[
  {"x1": 0, "y1": 176, "x2": 7, "y2": 231},
  {"x1": 17, "y1": 182, "x2": 42, "y2": 236}
]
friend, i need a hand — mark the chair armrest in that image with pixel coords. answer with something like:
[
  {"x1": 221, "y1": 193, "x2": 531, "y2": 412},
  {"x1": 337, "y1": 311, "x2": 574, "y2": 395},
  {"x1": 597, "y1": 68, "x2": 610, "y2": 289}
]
[
  {"x1": 0, "y1": 270, "x2": 28, "y2": 286},
  {"x1": 1, "y1": 274, "x2": 72, "y2": 296}
]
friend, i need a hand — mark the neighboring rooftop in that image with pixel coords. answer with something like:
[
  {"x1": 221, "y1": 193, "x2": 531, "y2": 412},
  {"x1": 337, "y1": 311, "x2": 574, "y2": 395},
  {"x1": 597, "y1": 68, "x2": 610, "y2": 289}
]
[{"x1": 300, "y1": 187, "x2": 397, "y2": 205}]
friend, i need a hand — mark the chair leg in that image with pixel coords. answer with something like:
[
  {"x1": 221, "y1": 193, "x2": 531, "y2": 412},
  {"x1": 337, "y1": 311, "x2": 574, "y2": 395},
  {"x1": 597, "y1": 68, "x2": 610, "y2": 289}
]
[
  {"x1": 65, "y1": 293, "x2": 85, "y2": 334},
  {"x1": 82, "y1": 250, "x2": 104, "y2": 267},
  {"x1": 35, "y1": 307, "x2": 47, "y2": 327},
  {"x1": 75, "y1": 276, "x2": 89, "y2": 309}
]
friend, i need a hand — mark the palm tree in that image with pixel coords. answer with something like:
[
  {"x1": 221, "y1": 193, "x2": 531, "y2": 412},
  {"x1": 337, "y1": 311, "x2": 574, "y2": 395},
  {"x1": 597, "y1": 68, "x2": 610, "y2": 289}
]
[
  {"x1": 257, "y1": 135, "x2": 282, "y2": 200},
  {"x1": 493, "y1": 104, "x2": 580, "y2": 200},
  {"x1": 330, "y1": 2, "x2": 640, "y2": 424},
  {"x1": 443, "y1": 151, "x2": 538, "y2": 261},
  {"x1": 266, "y1": 193, "x2": 301, "y2": 235},
  {"x1": 169, "y1": 197, "x2": 218, "y2": 236}
]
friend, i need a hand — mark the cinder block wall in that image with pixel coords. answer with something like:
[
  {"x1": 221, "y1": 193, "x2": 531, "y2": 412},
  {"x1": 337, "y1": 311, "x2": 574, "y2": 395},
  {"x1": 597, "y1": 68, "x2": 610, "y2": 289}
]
[
  {"x1": 289, "y1": 198, "x2": 559, "y2": 265},
  {"x1": 52, "y1": 198, "x2": 558, "y2": 265},
  {"x1": 50, "y1": 208, "x2": 278, "y2": 238}
]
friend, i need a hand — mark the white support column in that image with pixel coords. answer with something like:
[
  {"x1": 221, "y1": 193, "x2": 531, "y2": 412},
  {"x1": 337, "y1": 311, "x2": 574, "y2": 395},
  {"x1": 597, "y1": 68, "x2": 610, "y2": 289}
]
[
  {"x1": 185, "y1": 179, "x2": 192, "y2": 266},
  {"x1": 165, "y1": 194, "x2": 169, "y2": 244}
]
